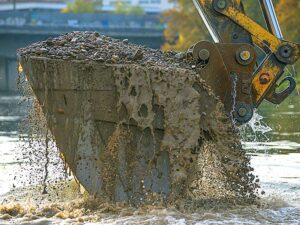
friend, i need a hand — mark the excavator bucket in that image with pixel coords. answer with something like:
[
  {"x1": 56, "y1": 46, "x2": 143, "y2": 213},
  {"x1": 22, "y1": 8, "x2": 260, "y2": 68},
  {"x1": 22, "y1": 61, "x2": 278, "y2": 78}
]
[
  {"x1": 18, "y1": 32, "x2": 257, "y2": 205},
  {"x1": 16, "y1": 0, "x2": 299, "y2": 206}
]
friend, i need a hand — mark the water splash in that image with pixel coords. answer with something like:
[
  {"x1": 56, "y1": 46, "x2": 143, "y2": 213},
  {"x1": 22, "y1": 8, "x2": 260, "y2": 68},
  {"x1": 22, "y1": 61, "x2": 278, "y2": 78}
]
[
  {"x1": 246, "y1": 110, "x2": 272, "y2": 136},
  {"x1": 240, "y1": 109, "x2": 272, "y2": 153},
  {"x1": 230, "y1": 72, "x2": 238, "y2": 124}
]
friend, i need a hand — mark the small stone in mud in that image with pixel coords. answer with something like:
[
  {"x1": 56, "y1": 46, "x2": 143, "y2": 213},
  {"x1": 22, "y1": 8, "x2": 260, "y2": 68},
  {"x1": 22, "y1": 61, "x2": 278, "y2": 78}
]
[
  {"x1": 95, "y1": 57, "x2": 105, "y2": 63},
  {"x1": 56, "y1": 41, "x2": 65, "y2": 46},
  {"x1": 71, "y1": 37, "x2": 79, "y2": 42},
  {"x1": 76, "y1": 54, "x2": 85, "y2": 60},
  {"x1": 0, "y1": 214, "x2": 12, "y2": 220},
  {"x1": 95, "y1": 38, "x2": 102, "y2": 45},
  {"x1": 132, "y1": 49, "x2": 144, "y2": 61},
  {"x1": 122, "y1": 39, "x2": 129, "y2": 44},
  {"x1": 111, "y1": 55, "x2": 120, "y2": 63},
  {"x1": 46, "y1": 39, "x2": 54, "y2": 46},
  {"x1": 175, "y1": 52, "x2": 186, "y2": 60}
]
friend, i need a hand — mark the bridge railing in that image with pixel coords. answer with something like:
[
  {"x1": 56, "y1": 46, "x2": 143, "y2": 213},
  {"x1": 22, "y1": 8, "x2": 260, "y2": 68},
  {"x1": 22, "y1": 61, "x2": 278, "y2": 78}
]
[
  {"x1": 0, "y1": 10, "x2": 167, "y2": 92},
  {"x1": 0, "y1": 11, "x2": 165, "y2": 33}
]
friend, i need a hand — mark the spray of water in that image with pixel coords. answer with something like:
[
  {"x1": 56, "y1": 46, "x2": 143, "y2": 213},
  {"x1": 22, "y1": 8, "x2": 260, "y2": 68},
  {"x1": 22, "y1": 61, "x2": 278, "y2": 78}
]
[
  {"x1": 240, "y1": 109, "x2": 272, "y2": 154},
  {"x1": 246, "y1": 110, "x2": 272, "y2": 136},
  {"x1": 230, "y1": 72, "x2": 238, "y2": 124}
]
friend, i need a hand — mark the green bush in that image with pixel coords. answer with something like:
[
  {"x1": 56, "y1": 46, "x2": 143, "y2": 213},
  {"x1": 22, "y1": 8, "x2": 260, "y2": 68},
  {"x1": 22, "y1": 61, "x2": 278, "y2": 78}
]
[
  {"x1": 114, "y1": 0, "x2": 145, "y2": 15},
  {"x1": 61, "y1": 0, "x2": 102, "y2": 14}
]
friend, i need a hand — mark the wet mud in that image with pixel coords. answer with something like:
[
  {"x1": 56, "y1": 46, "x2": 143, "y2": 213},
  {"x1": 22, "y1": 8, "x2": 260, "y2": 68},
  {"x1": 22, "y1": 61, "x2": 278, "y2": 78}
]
[{"x1": 12, "y1": 31, "x2": 260, "y2": 215}]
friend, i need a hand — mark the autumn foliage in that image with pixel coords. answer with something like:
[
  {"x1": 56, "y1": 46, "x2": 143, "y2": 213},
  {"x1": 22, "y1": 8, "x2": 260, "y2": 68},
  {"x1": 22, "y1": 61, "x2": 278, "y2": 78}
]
[
  {"x1": 61, "y1": 0, "x2": 102, "y2": 14},
  {"x1": 162, "y1": 0, "x2": 299, "y2": 49},
  {"x1": 162, "y1": 0, "x2": 299, "y2": 83},
  {"x1": 276, "y1": 0, "x2": 300, "y2": 81},
  {"x1": 161, "y1": 0, "x2": 208, "y2": 51},
  {"x1": 276, "y1": 0, "x2": 299, "y2": 43}
]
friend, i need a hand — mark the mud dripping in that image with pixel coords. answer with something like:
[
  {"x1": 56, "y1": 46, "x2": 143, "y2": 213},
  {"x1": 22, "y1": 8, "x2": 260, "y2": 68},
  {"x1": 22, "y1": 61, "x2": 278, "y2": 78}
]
[
  {"x1": 113, "y1": 65, "x2": 259, "y2": 208},
  {"x1": 4, "y1": 32, "x2": 262, "y2": 223}
]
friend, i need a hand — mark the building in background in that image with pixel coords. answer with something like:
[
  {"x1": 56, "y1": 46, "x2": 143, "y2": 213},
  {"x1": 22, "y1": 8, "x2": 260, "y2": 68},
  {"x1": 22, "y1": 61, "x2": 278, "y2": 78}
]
[
  {"x1": 102, "y1": 0, "x2": 175, "y2": 13},
  {"x1": 0, "y1": 0, "x2": 175, "y2": 14},
  {"x1": 0, "y1": 0, "x2": 175, "y2": 92},
  {"x1": 0, "y1": 0, "x2": 66, "y2": 11}
]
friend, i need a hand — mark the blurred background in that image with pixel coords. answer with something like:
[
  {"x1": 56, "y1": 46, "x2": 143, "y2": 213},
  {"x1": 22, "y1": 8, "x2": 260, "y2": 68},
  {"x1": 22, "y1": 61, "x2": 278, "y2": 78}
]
[{"x1": 0, "y1": 0, "x2": 299, "y2": 153}]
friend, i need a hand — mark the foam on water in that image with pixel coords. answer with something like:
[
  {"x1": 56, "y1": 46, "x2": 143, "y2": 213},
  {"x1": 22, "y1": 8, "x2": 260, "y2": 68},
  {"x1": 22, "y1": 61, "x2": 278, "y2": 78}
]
[
  {"x1": 0, "y1": 192, "x2": 299, "y2": 225},
  {"x1": 0, "y1": 136, "x2": 20, "y2": 196},
  {"x1": 1, "y1": 132, "x2": 300, "y2": 224},
  {"x1": 243, "y1": 140, "x2": 300, "y2": 151}
]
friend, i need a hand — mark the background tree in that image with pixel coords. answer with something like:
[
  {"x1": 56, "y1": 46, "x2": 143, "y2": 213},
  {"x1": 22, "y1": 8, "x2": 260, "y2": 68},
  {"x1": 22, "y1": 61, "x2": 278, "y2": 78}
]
[
  {"x1": 93, "y1": 0, "x2": 103, "y2": 11},
  {"x1": 161, "y1": 0, "x2": 208, "y2": 51},
  {"x1": 114, "y1": 0, "x2": 145, "y2": 15},
  {"x1": 276, "y1": 0, "x2": 299, "y2": 41},
  {"x1": 276, "y1": 0, "x2": 300, "y2": 84},
  {"x1": 61, "y1": 0, "x2": 102, "y2": 13}
]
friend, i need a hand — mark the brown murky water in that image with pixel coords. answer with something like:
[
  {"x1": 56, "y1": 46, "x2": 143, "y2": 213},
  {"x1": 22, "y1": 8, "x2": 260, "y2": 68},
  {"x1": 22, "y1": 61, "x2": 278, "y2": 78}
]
[{"x1": 0, "y1": 96, "x2": 300, "y2": 224}]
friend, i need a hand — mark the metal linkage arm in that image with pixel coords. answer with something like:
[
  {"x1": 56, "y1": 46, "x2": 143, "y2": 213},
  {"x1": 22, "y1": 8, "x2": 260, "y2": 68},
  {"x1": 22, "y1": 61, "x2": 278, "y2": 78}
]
[
  {"x1": 193, "y1": 0, "x2": 253, "y2": 44},
  {"x1": 211, "y1": 0, "x2": 300, "y2": 107},
  {"x1": 259, "y1": 0, "x2": 284, "y2": 40},
  {"x1": 193, "y1": 0, "x2": 300, "y2": 123}
]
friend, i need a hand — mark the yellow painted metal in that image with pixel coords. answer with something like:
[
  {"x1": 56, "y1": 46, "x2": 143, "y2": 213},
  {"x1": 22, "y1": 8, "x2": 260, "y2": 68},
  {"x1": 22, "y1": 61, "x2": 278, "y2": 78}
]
[
  {"x1": 251, "y1": 61, "x2": 281, "y2": 105},
  {"x1": 223, "y1": 5, "x2": 282, "y2": 52},
  {"x1": 195, "y1": 0, "x2": 297, "y2": 107},
  {"x1": 196, "y1": 0, "x2": 278, "y2": 51},
  {"x1": 219, "y1": 4, "x2": 287, "y2": 105}
]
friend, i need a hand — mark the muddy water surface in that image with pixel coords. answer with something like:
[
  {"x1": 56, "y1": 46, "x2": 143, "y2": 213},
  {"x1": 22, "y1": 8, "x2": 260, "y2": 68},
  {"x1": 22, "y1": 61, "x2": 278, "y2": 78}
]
[{"x1": 0, "y1": 95, "x2": 300, "y2": 224}]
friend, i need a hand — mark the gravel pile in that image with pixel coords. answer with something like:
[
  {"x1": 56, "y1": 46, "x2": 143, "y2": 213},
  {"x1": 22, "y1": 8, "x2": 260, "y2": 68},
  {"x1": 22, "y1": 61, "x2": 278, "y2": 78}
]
[{"x1": 18, "y1": 31, "x2": 194, "y2": 70}]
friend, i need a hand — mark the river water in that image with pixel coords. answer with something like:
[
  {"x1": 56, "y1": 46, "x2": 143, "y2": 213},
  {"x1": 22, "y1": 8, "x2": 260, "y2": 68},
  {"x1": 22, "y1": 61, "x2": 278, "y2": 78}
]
[{"x1": 0, "y1": 94, "x2": 299, "y2": 224}]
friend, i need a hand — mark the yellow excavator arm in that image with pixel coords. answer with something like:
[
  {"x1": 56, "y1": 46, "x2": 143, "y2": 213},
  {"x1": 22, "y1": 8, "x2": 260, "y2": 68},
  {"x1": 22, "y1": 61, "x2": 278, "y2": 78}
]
[{"x1": 191, "y1": 0, "x2": 300, "y2": 124}]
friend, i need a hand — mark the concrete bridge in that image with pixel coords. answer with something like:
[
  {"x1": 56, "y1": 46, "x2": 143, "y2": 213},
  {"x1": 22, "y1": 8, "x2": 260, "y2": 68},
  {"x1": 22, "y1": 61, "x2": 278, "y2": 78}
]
[{"x1": 0, "y1": 10, "x2": 166, "y2": 92}]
